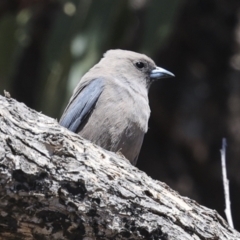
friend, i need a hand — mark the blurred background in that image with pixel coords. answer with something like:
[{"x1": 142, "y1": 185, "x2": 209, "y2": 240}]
[{"x1": 1, "y1": 0, "x2": 240, "y2": 230}]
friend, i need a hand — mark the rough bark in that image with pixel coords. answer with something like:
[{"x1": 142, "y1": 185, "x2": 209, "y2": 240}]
[{"x1": 0, "y1": 95, "x2": 239, "y2": 240}]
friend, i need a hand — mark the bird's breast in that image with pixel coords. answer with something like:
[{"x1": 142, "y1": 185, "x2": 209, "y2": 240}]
[
  {"x1": 78, "y1": 81, "x2": 150, "y2": 163},
  {"x1": 107, "y1": 81, "x2": 150, "y2": 132}
]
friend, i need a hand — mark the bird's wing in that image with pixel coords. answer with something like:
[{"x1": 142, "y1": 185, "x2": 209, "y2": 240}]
[{"x1": 59, "y1": 78, "x2": 104, "y2": 132}]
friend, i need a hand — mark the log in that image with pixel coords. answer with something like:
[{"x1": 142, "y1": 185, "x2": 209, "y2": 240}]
[{"x1": 0, "y1": 95, "x2": 239, "y2": 240}]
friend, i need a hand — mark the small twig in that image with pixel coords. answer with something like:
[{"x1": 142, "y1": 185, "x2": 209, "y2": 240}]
[
  {"x1": 220, "y1": 138, "x2": 234, "y2": 228},
  {"x1": 4, "y1": 90, "x2": 11, "y2": 98}
]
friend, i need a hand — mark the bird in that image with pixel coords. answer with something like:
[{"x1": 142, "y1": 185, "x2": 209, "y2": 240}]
[{"x1": 59, "y1": 49, "x2": 174, "y2": 165}]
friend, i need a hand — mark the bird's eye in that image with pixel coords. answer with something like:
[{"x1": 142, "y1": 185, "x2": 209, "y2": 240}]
[{"x1": 135, "y1": 61, "x2": 145, "y2": 69}]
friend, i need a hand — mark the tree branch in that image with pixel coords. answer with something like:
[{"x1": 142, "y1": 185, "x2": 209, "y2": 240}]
[{"x1": 0, "y1": 95, "x2": 239, "y2": 239}]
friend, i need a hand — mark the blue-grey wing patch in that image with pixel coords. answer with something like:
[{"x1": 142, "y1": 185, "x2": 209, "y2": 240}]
[{"x1": 59, "y1": 78, "x2": 104, "y2": 132}]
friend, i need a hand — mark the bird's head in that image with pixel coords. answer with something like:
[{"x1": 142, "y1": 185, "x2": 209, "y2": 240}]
[{"x1": 101, "y1": 49, "x2": 174, "y2": 89}]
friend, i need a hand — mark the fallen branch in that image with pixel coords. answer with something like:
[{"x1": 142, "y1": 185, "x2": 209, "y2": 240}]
[{"x1": 0, "y1": 95, "x2": 239, "y2": 239}]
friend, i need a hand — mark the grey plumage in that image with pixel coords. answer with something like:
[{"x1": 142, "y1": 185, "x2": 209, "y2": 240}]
[{"x1": 59, "y1": 49, "x2": 174, "y2": 165}]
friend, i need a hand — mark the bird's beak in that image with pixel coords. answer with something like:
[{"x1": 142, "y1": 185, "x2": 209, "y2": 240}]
[{"x1": 150, "y1": 66, "x2": 175, "y2": 79}]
